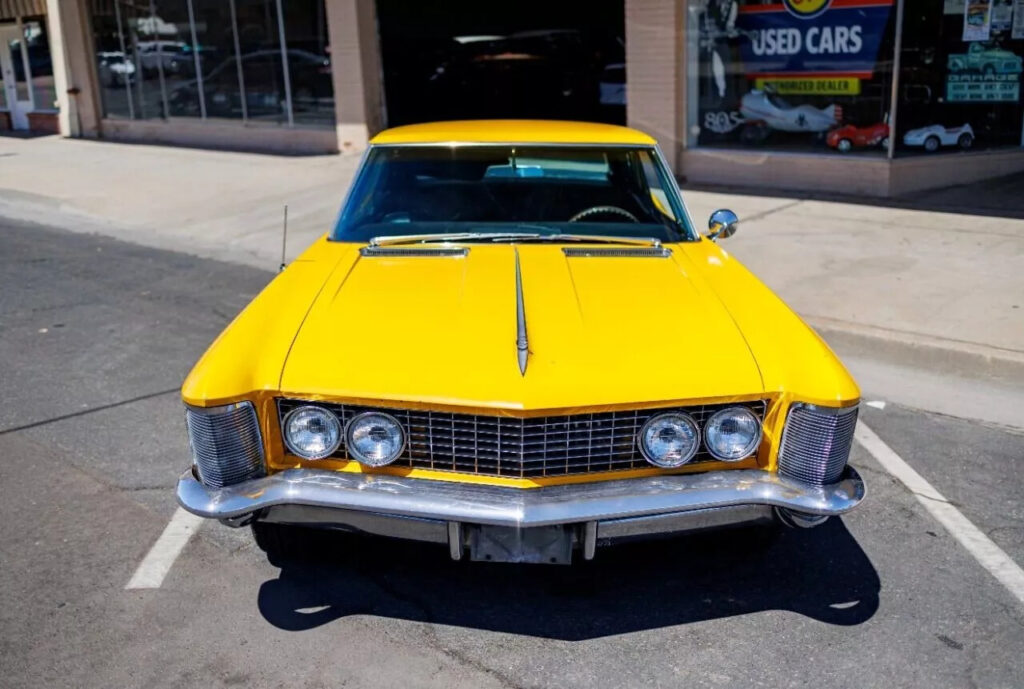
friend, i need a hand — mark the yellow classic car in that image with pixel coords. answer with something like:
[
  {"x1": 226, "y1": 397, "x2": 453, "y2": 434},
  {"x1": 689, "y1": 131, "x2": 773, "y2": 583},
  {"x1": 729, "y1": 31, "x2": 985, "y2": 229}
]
[{"x1": 177, "y1": 120, "x2": 864, "y2": 565}]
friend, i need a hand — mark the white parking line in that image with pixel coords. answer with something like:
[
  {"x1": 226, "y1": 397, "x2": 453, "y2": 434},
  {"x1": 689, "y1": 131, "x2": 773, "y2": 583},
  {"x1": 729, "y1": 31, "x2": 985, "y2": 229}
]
[
  {"x1": 126, "y1": 507, "x2": 204, "y2": 590},
  {"x1": 856, "y1": 422, "x2": 1024, "y2": 607}
]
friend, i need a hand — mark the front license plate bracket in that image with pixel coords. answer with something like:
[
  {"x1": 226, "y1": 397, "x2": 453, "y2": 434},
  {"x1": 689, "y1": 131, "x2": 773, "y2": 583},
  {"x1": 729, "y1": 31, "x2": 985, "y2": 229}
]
[{"x1": 469, "y1": 524, "x2": 574, "y2": 565}]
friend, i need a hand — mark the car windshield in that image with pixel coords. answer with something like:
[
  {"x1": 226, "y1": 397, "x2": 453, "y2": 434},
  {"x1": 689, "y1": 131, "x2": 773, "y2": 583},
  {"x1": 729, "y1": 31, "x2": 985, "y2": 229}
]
[{"x1": 333, "y1": 145, "x2": 693, "y2": 242}]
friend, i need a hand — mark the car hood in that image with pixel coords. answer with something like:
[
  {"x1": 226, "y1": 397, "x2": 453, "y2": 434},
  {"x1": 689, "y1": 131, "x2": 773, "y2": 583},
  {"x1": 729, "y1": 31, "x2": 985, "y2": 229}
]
[{"x1": 279, "y1": 243, "x2": 764, "y2": 410}]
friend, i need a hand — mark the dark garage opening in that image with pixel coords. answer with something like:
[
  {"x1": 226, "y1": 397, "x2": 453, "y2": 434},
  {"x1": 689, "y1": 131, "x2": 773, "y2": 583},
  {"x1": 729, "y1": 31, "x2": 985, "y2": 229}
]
[{"x1": 375, "y1": 0, "x2": 625, "y2": 128}]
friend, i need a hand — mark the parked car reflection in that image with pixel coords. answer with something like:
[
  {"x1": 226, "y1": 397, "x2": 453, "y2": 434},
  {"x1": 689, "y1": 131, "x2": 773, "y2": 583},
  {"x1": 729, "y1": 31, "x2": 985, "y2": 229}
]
[
  {"x1": 167, "y1": 49, "x2": 332, "y2": 121},
  {"x1": 97, "y1": 51, "x2": 135, "y2": 87},
  {"x1": 137, "y1": 40, "x2": 187, "y2": 75}
]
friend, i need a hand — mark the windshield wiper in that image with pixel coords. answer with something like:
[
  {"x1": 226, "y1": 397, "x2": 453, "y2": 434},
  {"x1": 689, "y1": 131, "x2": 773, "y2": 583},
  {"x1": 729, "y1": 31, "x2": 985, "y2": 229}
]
[{"x1": 369, "y1": 232, "x2": 663, "y2": 248}]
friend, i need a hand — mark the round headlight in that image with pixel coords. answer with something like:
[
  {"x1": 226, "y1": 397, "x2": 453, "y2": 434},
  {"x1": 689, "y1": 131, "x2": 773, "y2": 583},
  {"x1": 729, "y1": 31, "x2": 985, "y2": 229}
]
[
  {"x1": 704, "y1": 406, "x2": 762, "y2": 461},
  {"x1": 639, "y1": 413, "x2": 700, "y2": 467},
  {"x1": 283, "y1": 406, "x2": 342, "y2": 460},
  {"x1": 346, "y1": 412, "x2": 405, "y2": 466}
]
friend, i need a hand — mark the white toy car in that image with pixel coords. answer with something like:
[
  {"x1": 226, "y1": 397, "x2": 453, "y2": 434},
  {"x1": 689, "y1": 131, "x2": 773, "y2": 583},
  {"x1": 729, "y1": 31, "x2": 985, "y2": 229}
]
[
  {"x1": 902, "y1": 124, "x2": 974, "y2": 152},
  {"x1": 739, "y1": 90, "x2": 840, "y2": 133}
]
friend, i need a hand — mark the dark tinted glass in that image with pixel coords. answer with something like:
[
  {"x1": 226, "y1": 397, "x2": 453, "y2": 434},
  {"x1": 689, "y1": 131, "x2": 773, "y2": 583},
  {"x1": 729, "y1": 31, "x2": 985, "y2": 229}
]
[{"x1": 334, "y1": 146, "x2": 691, "y2": 242}]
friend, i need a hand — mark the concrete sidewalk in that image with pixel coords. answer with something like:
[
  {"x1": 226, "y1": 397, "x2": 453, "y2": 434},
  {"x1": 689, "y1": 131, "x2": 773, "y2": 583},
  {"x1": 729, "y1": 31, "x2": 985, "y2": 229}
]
[{"x1": 2, "y1": 134, "x2": 1022, "y2": 374}]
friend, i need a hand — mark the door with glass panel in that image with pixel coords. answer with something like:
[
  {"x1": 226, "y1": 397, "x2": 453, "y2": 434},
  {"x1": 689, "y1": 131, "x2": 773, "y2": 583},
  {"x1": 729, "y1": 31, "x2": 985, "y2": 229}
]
[{"x1": 0, "y1": 23, "x2": 32, "y2": 129}]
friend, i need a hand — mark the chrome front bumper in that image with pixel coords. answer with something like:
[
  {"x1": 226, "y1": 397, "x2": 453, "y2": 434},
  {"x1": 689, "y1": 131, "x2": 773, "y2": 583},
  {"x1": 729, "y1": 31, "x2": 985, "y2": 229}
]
[{"x1": 177, "y1": 466, "x2": 865, "y2": 559}]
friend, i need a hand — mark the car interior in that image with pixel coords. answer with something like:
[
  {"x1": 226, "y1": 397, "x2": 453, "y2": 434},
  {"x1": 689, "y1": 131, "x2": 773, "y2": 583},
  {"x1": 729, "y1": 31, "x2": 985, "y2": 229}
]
[{"x1": 337, "y1": 147, "x2": 683, "y2": 239}]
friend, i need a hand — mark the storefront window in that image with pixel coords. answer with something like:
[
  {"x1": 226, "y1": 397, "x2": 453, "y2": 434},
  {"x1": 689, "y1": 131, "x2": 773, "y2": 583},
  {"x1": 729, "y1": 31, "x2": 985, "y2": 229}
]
[
  {"x1": 895, "y1": 0, "x2": 1024, "y2": 155},
  {"x1": 282, "y1": 0, "x2": 333, "y2": 125},
  {"x1": 23, "y1": 20, "x2": 56, "y2": 111},
  {"x1": 90, "y1": 0, "x2": 334, "y2": 127},
  {"x1": 235, "y1": 0, "x2": 288, "y2": 124},
  {"x1": 686, "y1": 0, "x2": 897, "y2": 155}
]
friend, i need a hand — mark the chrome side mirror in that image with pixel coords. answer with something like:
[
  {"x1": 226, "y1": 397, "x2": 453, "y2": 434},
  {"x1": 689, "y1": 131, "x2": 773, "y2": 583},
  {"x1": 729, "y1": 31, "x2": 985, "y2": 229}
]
[{"x1": 706, "y1": 209, "x2": 738, "y2": 241}]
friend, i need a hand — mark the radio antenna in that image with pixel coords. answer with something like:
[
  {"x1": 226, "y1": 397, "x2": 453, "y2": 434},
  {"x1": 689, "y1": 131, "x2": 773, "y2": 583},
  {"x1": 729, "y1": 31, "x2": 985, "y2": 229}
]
[{"x1": 279, "y1": 204, "x2": 288, "y2": 271}]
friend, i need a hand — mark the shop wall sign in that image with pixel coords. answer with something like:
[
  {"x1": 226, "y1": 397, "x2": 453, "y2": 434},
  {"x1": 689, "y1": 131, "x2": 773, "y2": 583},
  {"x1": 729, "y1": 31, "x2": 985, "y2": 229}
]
[
  {"x1": 963, "y1": 0, "x2": 993, "y2": 40},
  {"x1": 946, "y1": 44, "x2": 1022, "y2": 100},
  {"x1": 1013, "y1": 0, "x2": 1024, "y2": 38},
  {"x1": 991, "y1": 0, "x2": 1013, "y2": 31},
  {"x1": 735, "y1": 0, "x2": 895, "y2": 92}
]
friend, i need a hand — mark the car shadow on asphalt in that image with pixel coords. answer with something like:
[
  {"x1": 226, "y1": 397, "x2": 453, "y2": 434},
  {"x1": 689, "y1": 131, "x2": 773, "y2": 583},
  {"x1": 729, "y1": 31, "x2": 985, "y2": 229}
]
[{"x1": 256, "y1": 518, "x2": 879, "y2": 640}]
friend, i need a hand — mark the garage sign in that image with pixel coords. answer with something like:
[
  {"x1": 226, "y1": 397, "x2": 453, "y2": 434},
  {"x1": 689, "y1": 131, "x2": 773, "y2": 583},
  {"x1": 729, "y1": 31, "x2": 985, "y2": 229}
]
[{"x1": 736, "y1": 0, "x2": 895, "y2": 78}]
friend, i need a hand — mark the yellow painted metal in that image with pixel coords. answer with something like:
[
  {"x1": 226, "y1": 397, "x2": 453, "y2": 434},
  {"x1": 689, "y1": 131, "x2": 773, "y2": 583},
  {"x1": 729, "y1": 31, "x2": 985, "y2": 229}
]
[
  {"x1": 181, "y1": 124, "x2": 859, "y2": 488},
  {"x1": 278, "y1": 244, "x2": 764, "y2": 410},
  {"x1": 180, "y1": 236, "x2": 357, "y2": 407},
  {"x1": 370, "y1": 120, "x2": 658, "y2": 146}
]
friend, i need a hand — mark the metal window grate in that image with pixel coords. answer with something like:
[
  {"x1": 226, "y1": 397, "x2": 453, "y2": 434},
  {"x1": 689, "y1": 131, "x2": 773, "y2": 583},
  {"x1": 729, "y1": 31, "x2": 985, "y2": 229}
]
[
  {"x1": 778, "y1": 404, "x2": 859, "y2": 485},
  {"x1": 278, "y1": 399, "x2": 767, "y2": 479}
]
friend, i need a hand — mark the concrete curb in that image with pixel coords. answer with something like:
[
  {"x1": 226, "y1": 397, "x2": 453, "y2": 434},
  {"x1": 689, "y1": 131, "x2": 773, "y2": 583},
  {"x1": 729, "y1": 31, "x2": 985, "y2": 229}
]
[{"x1": 808, "y1": 316, "x2": 1024, "y2": 386}]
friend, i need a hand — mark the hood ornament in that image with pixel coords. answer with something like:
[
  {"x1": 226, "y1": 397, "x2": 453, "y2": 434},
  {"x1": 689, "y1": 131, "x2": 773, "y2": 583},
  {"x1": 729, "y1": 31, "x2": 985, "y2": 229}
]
[{"x1": 515, "y1": 249, "x2": 529, "y2": 376}]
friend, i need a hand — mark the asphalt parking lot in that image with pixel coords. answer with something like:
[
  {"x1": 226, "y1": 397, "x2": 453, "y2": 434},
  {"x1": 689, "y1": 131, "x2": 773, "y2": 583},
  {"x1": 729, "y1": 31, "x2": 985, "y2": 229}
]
[{"x1": 1, "y1": 217, "x2": 1022, "y2": 688}]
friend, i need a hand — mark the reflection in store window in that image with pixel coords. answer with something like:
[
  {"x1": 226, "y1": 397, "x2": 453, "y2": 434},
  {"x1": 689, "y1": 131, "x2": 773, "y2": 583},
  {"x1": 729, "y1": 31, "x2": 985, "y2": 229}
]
[
  {"x1": 23, "y1": 20, "x2": 57, "y2": 110},
  {"x1": 89, "y1": 0, "x2": 334, "y2": 127},
  {"x1": 236, "y1": 0, "x2": 288, "y2": 124},
  {"x1": 283, "y1": 0, "x2": 333, "y2": 126},
  {"x1": 895, "y1": 0, "x2": 1024, "y2": 155},
  {"x1": 686, "y1": 0, "x2": 897, "y2": 154}
]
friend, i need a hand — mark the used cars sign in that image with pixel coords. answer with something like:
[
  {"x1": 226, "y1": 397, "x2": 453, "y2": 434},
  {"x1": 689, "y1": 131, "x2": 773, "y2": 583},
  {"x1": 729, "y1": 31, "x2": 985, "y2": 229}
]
[{"x1": 736, "y1": 0, "x2": 894, "y2": 78}]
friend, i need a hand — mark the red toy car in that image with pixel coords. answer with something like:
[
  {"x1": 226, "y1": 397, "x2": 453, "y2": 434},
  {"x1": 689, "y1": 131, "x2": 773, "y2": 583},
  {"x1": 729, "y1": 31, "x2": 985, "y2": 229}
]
[{"x1": 826, "y1": 122, "x2": 890, "y2": 152}]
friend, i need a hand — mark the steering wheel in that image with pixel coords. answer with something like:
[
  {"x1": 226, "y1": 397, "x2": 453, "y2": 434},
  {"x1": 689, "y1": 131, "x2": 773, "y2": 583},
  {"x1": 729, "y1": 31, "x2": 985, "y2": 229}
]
[{"x1": 568, "y1": 205, "x2": 639, "y2": 223}]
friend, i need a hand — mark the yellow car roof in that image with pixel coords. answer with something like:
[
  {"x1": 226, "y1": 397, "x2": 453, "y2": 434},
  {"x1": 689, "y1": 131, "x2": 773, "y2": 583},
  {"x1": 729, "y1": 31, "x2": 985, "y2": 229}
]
[{"x1": 370, "y1": 120, "x2": 658, "y2": 146}]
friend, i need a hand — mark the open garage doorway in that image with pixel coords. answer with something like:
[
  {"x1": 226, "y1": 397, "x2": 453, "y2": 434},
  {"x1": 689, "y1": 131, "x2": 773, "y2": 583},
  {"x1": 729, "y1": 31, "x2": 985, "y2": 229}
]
[{"x1": 375, "y1": 0, "x2": 625, "y2": 127}]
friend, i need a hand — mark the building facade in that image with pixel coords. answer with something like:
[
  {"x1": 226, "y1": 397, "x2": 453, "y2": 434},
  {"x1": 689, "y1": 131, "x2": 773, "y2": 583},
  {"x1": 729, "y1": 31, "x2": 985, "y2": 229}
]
[{"x1": 3, "y1": 0, "x2": 1023, "y2": 195}]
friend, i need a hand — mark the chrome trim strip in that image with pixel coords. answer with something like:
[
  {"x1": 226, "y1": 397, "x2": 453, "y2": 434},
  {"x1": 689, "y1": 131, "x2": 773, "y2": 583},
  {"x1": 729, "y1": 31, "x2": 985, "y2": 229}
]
[
  {"x1": 367, "y1": 233, "x2": 661, "y2": 248},
  {"x1": 261, "y1": 505, "x2": 450, "y2": 544},
  {"x1": 177, "y1": 465, "x2": 865, "y2": 526},
  {"x1": 598, "y1": 505, "x2": 773, "y2": 540},
  {"x1": 515, "y1": 248, "x2": 529, "y2": 376}
]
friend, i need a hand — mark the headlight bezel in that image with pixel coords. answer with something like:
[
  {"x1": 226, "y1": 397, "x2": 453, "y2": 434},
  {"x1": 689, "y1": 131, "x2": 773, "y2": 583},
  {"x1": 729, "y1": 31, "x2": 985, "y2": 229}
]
[
  {"x1": 703, "y1": 406, "x2": 763, "y2": 462},
  {"x1": 638, "y1": 411, "x2": 701, "y2": 468},
  {"x1": 345, "y1": 411, "x2": 407, "y2": 467},
  {"x1": 281, "y1": 404, "x2": 343, "y2": 460}
]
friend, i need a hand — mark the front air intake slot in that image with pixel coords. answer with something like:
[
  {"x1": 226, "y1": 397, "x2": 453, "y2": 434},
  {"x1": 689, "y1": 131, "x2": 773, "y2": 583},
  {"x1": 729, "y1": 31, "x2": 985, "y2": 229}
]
[
  {"x1": 778, "y1": 404, "x2": 859, "y2": 485},
  {"x1": 562, "y1": 247, "x2": 672, "y2": 258},
  {"x1": 185, "y1": 402, "x2": 265, "y2": 488},
  {"x1": 360, "y1": 247, "x2": 468, "y2": 257}
]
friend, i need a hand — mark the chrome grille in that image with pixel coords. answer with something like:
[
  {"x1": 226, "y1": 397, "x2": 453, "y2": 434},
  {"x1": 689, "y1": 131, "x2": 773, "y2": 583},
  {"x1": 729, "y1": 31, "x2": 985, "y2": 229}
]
[
  {"x1": 277, "y1": 400, "x2": 767, "y2": 478},
  {"x1": 778, "y1": 404, "x2": 858, "y2": 485},
  {"x1": 185, "y1": 402, "x2": 265, "y2": 488}
]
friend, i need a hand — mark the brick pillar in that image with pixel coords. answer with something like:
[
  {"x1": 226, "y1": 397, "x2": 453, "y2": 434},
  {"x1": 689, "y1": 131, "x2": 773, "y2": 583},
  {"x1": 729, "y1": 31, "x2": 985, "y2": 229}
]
[
  {"x1": 325, "y1": 0, "x2": 385, "y2": 153},
  {"x1": 625, "y1": 0, "x2": 685, "y2": 171}
]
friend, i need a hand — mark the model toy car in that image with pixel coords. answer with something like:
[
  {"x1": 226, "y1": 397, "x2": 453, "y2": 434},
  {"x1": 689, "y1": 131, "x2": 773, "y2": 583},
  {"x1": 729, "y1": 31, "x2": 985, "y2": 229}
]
[
  {"x1": 177, "y1": 120, "x2": 864, "y2": 565},
  {"x1": 826, "y1": 122, "x2": 890, "y2": 152},
  {"x1": 902, "y1": 123, "x2": 974, "y2": 152},
  {"x1": 947, "y1": 43, "x2": 1023, "y2": 74},
  {"x1": 739, "y1": 90, "x2": 841, "y2": 133}
]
